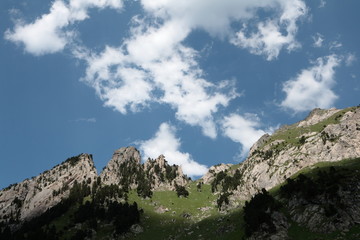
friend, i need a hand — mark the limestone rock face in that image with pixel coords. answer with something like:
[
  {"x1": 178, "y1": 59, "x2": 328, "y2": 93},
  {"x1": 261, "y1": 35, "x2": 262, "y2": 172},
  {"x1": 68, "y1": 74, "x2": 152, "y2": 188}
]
[
  {"x1": 0, "y1": 154, "x2": 97, "y2": 223},
  {"x1": 100, "y1": 146, "x2": 142, "y2": 188},
  {"x1": 100, "y1": 147, "x2": 189, "y2": 191},
  {"x1": 228, "y1": 106, "x2": 360, "y2": 201}
]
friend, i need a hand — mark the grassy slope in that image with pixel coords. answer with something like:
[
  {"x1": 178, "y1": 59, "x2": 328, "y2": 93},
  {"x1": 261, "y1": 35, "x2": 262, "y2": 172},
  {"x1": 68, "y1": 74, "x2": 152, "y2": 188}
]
[
  {"x1": 127, "y1": 182, "x2": 244, "y2": 240},
  {"x1": 130, "y1": 157, "x2": 360, "y2": 240}
]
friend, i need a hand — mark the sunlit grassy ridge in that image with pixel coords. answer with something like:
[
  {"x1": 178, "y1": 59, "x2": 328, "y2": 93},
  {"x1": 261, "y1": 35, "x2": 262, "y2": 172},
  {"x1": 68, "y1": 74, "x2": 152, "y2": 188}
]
[{"x1": 260, "y1": 107, "x2": 357, "y2": 150}]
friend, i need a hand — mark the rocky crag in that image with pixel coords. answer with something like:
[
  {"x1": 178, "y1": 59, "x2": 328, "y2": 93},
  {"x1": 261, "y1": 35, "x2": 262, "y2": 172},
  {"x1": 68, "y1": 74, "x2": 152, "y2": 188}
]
[{"x1": 0, "y1": 154, "x2": 97, "y2": 223}]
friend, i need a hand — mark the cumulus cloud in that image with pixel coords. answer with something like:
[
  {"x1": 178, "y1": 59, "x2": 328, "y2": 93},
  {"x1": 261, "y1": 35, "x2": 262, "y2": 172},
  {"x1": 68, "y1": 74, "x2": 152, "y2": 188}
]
[
  {"x1": 138, "y1": 123, "x2": 208, "y2": 177},
  {"x1": 5, "y1": 0, "x2": 123, "y2": 55},
  {"x1": 281, "y1": 55, "x2": 341, "y2": 113},
  {"x1": 312, "y1": 33, "x2": 324, "y2": 48},
  {"x1": 231, "y1": 0, "x2": 307, "y2": 60},
  {"x1": 221, "y1": 113, "x2": 268, "y2": 158}
]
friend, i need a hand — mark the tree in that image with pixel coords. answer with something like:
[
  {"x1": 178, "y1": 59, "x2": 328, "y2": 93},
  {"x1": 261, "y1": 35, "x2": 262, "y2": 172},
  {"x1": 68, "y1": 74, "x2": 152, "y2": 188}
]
[
  {"x1": 175, "y1": 184, "x2": 189, "y2": 198},
  {"x1": 243, "y1": 189, "x2": 280, "y2": 237},
  {"x1": 299, "y1": 135, "x2": 306, "y2": 145},
  {"x1": 196, "y1": 182, "x2": 202, "y2": 192}
]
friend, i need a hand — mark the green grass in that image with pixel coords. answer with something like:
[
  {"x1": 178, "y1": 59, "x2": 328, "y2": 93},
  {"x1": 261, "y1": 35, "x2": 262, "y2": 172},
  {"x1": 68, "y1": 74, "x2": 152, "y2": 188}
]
[
  {"x1": 125, "y1": 182, "x2": 247, "y2": 240},
  {"x1": 129, "y1": 182, "x2": 217, "y2": 220}
]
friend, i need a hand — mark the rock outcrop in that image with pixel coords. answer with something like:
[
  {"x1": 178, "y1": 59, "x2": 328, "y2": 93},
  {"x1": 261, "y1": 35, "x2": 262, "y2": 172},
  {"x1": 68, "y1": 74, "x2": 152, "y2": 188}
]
[
  {"x1": 100, "y1": 146, "x2": 189, "y2": 191},
  {"x1": 0, "y1": 154, "x2": 97, "y2": 224},
  {"x1": 100, "y1": 147, "x2": 142, "y2": 189}
]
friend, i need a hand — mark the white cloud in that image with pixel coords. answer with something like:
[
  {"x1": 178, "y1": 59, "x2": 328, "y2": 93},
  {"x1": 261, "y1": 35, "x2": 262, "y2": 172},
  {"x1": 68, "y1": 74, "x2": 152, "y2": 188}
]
[
  {"x1": 312, "y1": 33, "x2": 324, "y2": 48},
  {"x1": 281, "y1": 55, "x2": 341, "y2": 113},
  {"x1": 7, "y1": 0, "x2": 308, "y2": 58},
  {"x1": 231, "y1": 0, "x2": 307, "y2": 60},
  {"x1": 5, "y1": 0, "x2": 123, "y2": 55},
  {"x1": 138, "y1": 123, "x2": 208, "y2": 177},
  {"x1": 221, "y1": 113, "x2": 267, "y2": 157},
  {"x1": 5, "y1": 1, "x2": 71, "y2": 55},
  {"x1": 76, "y1": 46, "x2": 153, "y2": 114}
]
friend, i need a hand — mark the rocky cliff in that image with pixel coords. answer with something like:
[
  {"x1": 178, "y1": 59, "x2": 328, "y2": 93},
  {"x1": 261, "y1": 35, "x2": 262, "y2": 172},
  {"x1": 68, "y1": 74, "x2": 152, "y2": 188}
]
[
  {"x1": 0, "y1": 154, "x2": 97, "y2": 224},
  {"x1": 0, "y1": 147, "x2": 189, "y2": 226}
]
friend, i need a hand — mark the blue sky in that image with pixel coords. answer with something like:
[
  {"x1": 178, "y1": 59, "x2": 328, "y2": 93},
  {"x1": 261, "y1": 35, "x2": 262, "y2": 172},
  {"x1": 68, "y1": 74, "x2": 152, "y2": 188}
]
[{"x1": 1, "y1": 0, "x2": 359, "y2": 189}]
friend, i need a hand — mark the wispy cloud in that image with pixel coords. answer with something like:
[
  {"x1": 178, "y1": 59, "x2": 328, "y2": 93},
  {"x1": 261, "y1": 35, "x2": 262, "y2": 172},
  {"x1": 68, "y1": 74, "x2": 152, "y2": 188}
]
[
  {"x1": 281, "y1": 55, "x2": 341, "y2": 113},
  {"x1": 71, "y1": 117, "x2": 97, "y2": 123},
  {"x1": 138, "y1": 123, "x2": 208, "y2": 177},
  {"x1": 345, "y1": 53, "x2": 356, "y2": 66},
  {"x1": 312, "y1": 33, "x2": 324, "y2": 48}
]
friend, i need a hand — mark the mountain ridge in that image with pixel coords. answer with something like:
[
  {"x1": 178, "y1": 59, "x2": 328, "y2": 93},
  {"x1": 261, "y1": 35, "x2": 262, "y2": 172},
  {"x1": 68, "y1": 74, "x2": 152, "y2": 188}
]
[{"x1": 1, "y1": 105, "x2": 360, "y2": 239}]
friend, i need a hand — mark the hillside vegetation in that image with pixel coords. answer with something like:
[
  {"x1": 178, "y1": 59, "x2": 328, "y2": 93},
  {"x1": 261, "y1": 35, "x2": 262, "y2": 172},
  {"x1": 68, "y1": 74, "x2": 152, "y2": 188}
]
[{"x1": 1, "y1": 157, "x2": 360, "y2": 239}]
